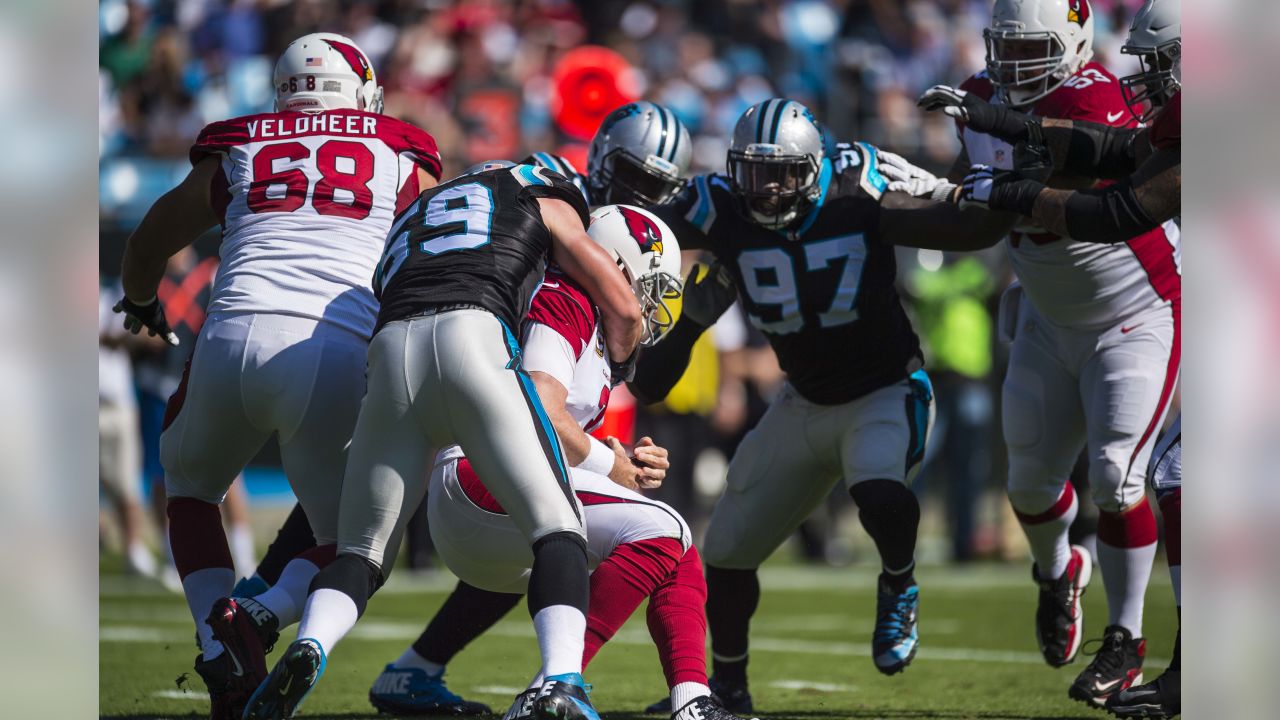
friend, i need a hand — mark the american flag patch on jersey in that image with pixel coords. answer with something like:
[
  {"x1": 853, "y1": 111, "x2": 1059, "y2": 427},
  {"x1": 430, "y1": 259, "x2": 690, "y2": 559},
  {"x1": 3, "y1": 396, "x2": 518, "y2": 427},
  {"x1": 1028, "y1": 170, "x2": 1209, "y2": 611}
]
[{"x1": 305, "y1": 57, "x2": 323, "y2": 67}]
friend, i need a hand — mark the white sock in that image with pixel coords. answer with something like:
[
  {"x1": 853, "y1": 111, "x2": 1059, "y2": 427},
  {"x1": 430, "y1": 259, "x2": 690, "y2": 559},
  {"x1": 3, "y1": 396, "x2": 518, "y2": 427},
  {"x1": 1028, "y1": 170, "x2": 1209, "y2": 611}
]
[
  {"x1": 252, "y1": 557, "x2": 322, "y2": 628},
  {"x1": 127, "y1": 541, "x2": 158, "y2": 577},
  {"x1": 393, "y1": 647, "x2": 444, "y2": 676},
  {"x1": 1169, "y1": 564, "x2": 1181, "y2": 606},
  {"x1": 296, "y1": 588, "x2": 360, "y2": 654},
  {"x1": 670, "y1": 682, "x2": 711, "y2": 711},
  {"x1": 532, "y1": 605, "x2": 586, "y2": 678},
  {"x1": 526, "y1": 670, "x2": 545, "y2": 691},
  {"x1": 1097, "y1": 538, "x2": 1157, "y2": 637},
  {"x1": 1016, "y1": 489, "x2": 1079, "y2": 580},
  {"x1": 181, "y1": 566, "x2": 236, "y2": 658},
  {"x1": 228, "y1": 523, "x2": 256, "y2": 579}
]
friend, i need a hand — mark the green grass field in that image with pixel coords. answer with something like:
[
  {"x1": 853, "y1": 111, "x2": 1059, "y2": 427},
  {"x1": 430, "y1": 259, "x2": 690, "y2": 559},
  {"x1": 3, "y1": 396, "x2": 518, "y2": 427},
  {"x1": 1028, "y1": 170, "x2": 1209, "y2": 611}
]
[{"x1": 100, "y1": 563, "x2": 1175, "y2": 720}]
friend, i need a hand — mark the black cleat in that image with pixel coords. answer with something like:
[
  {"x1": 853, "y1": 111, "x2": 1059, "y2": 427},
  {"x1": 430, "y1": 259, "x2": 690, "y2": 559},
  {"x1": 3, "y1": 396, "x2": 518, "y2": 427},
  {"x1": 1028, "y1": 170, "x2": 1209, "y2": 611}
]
[
  {"x1": 502, "y1": 688, "x2": 538, "y2": 720},
  {"x1": 1034, "y1": 544, "x2": 1092, "y2": 667},
  {"x1": 1106, "y1": 669, "x2": 1180, "y2": 718},
  {"x1": 672, "y1": 696, "x2": 759, "y2": 720},
  {"x1": 1069, "y1": 625, "x2": 1146, "y2": 708},
  {"x1": 645, "y1": 677, "x2": 754, "y2": 715},
  {"x1": 532, "y1": 673, "x2": 600, "y2": 720},
  {"x1": 194, "y1": 651, "x2": 252, "y2": 720},
  {"x1": 242, "y1": 638, "x2": 327, "y2": 720}
]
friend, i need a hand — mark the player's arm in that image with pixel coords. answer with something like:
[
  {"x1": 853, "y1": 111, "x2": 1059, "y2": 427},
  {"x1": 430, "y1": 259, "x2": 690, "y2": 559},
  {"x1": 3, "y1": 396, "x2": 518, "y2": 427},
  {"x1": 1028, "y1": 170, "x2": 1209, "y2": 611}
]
[
  {"x1": 539, "y1": 197, "x2": 643, "y2": 364},
  {"x1": 629, "y1": 261, "x2": 738, "y2": 404},
  {"x1": 116, "y1": 155, "x2": 220, "y2": 344},
  {"x1": 415, "y1": 166, "x2": 438, "y2": 192},
  {"x1": 976, "y1": 146, "x2": 1181, "y2": 243},
  {"x1": 877, "y1": 192, "x2": 1018, "y2": 251},
  {"x1": 920, "y1": 85, "x2": 1149, "y2": 179}
]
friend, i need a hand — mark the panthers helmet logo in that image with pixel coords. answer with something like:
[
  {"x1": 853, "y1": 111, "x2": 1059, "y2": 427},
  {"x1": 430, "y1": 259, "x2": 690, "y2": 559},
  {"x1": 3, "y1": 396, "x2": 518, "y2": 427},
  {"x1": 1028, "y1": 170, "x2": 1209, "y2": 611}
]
[
  {"x1": 1067, "y1": 0, "x2": 1090, "y2": 27},
  {"x1": 618, "y1": 206, "x2": 663, "y2": 255}
]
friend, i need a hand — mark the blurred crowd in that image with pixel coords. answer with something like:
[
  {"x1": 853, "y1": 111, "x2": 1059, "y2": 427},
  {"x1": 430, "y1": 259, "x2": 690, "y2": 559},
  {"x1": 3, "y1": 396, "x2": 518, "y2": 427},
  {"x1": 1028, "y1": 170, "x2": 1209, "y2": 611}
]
[{"x1": 99, "y1": 0, "x2": 1148, "y2": 574}]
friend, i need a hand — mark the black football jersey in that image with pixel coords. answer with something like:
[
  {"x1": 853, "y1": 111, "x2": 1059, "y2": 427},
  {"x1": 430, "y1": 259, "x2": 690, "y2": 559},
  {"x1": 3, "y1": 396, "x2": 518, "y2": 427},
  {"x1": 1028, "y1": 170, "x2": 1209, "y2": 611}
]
[
  {"x1": 374, "y1": 165, "x2": 590, "y2": 333},
  {"x1": 650, "y1": 145, "x2": 922, "y2": 405}
]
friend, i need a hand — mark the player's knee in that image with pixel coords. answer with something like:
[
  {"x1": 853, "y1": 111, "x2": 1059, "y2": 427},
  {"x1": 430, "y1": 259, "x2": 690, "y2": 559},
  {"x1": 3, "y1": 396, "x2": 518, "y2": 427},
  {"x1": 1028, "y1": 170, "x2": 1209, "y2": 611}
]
[
  {"x1": 701, "y1": 502, "x2": 751, "y2": 569},
  {"x1": 1006, "y1": 473, "x2": 1066, "y2": 516},
  {"x1": 1087, "y1": 455, "x2": 1138, "y2": 513}
]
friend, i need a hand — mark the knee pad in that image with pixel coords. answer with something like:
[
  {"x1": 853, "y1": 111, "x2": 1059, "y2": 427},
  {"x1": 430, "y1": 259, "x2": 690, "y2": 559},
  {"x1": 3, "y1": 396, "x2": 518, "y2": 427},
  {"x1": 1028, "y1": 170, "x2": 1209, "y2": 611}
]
[
  {"x1": 1088, "y1": 455, "x2": 1139, "y2": 513},
  {"x1": 700, "y1": 497, "x2": 748, "y2": 569},
  {"x1": 1006, "y1": 469, "x2": 1067, "y2": 516}
]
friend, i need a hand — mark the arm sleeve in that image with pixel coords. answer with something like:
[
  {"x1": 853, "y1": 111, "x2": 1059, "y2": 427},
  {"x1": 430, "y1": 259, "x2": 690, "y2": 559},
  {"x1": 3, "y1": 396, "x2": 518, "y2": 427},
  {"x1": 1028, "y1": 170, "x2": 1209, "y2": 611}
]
[
  {"x1": 627, "y1": 315, "x2": 706, "y2": 405},
  {"x1": 1050, "y1": 122, "x2": 1146, "y2": 180},
  {"x1": 1060, "y1": 182, "x2": 1160, "y2": 243}
]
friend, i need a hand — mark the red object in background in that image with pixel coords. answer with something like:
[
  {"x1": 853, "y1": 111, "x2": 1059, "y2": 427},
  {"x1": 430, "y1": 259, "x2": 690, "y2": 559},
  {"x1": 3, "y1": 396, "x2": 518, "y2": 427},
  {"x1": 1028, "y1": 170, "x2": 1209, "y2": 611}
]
[
  {"x1": 552, "y1": 46, "x2": 639, "y2": 141},
  {"x1": 591, "y1": 383, "x2": 636, "y2": 446},
  {"x1": 556, "y1": 142, "x2": 590, "y2": 174}
]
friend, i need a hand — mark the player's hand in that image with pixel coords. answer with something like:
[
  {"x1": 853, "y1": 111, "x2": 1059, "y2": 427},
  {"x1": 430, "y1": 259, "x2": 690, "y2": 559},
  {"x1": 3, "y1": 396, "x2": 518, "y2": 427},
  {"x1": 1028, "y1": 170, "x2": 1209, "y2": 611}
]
[
  {"x1": 680, "y1": 261, "x2": 737, "y2": 329},
  {"x1": 876, "y1": 149, "x2": 943, "y2": 198},
  {"x1": 605, "y1": 437, "x2": 642, "y2": 490},
  {"x1": 917, "y1": 84, "x2": 1036, "y2": 143},
  {"x1": 113, "y1": 296, "x2": 179, "y2": 346},
  {"x1": 956, "y1": 165, "x2": 1002, "y2": 211},
  {"x1": 1013, "y1": 122, "x2": 1054, "y2": 183},
  {"x1": 629, "y1": 436, "x2": 668, "y2": 489}
]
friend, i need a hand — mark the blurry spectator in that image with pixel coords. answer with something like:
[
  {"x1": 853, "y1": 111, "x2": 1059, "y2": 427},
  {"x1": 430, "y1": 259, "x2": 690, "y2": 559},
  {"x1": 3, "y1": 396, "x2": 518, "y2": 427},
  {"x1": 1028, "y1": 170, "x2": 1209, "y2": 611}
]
[{"x1": 100, "y1": 279, "x2": 157, "y2": 578}]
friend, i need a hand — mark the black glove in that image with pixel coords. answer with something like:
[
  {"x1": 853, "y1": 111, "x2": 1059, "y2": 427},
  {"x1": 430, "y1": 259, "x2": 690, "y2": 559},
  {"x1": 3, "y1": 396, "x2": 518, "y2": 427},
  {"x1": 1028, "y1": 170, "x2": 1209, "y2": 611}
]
[
  {"x1": 1013, "y1": 122, "x2": 1054, "y2": 183},
  {"x1": 113, "y1": 296, "x2": 179, "y2": 346},
  {"x1": 609, "y1": 347, "x2": 639, "y2": 387},
  {"x1": 679, "y1": 261, "x2": 737, "y2": 329},
  {"x1": 917, "y1": 85, "x2": 1039, "y2": 144}
]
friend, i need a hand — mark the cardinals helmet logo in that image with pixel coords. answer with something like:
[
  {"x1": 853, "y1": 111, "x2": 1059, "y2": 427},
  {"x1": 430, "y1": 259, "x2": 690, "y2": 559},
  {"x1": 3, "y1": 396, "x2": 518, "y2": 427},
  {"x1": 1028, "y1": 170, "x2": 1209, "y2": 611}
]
[
  {"x1": 618, "y1": 206, "x2": 664, "y2": 255},
  {"x1": 323, "y1": 39, "x2": 374, "y2": 82},
  {"x1": 1067, "y1": 0, "x2": 1090, "y2": 27}
]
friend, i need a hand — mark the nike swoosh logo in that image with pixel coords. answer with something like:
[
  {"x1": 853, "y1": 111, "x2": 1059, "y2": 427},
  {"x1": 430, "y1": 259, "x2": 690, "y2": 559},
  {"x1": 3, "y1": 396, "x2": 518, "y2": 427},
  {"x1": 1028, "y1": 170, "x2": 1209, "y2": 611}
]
[
  {"x1": 1121, "y1": 324, "x2": 1142, "y2": 334},
  {"x1": 1093, "y1": 678, "x2": 1124, "y2": 693},
  {"x1": 1107, "y1": 111, "x2": 1126, "y2": 123},
  {"x1": 279, "y1": 674, "x2": 293, "y2": 696},
  {"x1": 227, "y1": 650, "x2": 244, "y2": 678},
  {"x1": 542, "y1": 282, "x2": 561, "y2": 289}
]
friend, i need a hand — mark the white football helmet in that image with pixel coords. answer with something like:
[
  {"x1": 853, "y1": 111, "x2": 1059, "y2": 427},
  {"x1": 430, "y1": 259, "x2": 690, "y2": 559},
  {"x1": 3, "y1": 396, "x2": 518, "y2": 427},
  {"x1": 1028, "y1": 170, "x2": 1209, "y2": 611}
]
[
  {"x1": 985, "y1": 0, "x2": 1096, "y2": 107},
  {"x1": 587, "y1": 204, "x2": 683, "y2": 346},
  {"x1": 273, "y1": 33, "x2": 383, "y2": 114},
  {"x1": 1120, "y1": 0, "x2": 1181, "y2": 122}
]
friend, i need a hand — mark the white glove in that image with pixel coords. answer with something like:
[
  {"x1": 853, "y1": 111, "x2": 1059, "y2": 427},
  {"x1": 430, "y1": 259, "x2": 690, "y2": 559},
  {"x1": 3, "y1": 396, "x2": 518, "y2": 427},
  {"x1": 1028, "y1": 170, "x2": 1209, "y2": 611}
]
[
  {"x1": 957, "y1": 165, "x2": 996, "y2": 211},
  {"x1": 876, "y1": 149, "x2": 942, "y2": 198},
  {"x1": 917, "y1": 84, "x2": 970, "y2": 121}
]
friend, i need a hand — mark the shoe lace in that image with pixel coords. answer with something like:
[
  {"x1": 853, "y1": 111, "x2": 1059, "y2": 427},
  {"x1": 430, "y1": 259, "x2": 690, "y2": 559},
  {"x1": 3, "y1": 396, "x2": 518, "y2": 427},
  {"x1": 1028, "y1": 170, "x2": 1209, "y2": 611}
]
[
  {"x1": 875, "y1": 588, "x2": 915, "y2": 644},
  {"x1": 1081, "y1": 632, "x2": 1126, "y2": 675}
]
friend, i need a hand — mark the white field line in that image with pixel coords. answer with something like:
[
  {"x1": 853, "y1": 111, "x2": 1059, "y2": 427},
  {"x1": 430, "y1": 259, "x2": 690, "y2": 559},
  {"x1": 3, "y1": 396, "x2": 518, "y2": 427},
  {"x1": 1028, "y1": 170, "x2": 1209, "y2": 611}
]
[
  {"x1": 152, "y1": 689, "x2": 204, "y2": 701},
  {"x1": 105, "y1": 622, "x2": 1171, "y2": 668},
  {"x1": 770, "y1": 679, "x2": 859, "y2": 693},
  {"x1": 471, "y1": 685, "x2": 528, "y2": 696}
]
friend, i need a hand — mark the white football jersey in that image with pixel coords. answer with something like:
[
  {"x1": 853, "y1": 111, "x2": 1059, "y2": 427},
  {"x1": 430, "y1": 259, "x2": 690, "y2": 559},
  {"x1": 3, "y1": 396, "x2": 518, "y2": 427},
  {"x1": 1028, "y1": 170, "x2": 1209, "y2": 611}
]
[
  {"x1": 959, "y1": 65, "x2": 1181, "y2": 329},
  {"x1": 190, "y1": 109, "x2": 441, "y2": 339},
  {"x1": 519, "y1": 269, "x2": 612, "y2": 432}
]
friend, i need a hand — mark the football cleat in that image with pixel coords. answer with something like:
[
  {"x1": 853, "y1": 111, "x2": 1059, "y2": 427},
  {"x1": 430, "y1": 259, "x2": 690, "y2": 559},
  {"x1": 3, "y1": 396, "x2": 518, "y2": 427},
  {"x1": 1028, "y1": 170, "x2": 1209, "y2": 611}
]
[
  {"x1": 195, "y1": 650, "x2": 253, "y2": 720},
  {"x1": 503, "y1": 688, "x2": 538, "y2": 720},
  {"x1": 207, "y1": 597, "x2": 279, "y2": 702},
  {"x1": 532, "y1": 673, "x2": 601, "y2": 720},
  {"x1": 1034, "y1": 544, "x2": 1093, "y2": 667},
  {"x1": 872, "y1": 574, "x2": 920, "y2": 675},
  {"x1": 672, "y1": 695, "x2": 759, "y2": 720},
  {"x1": 242, "y1": 638, "x2": 327, "y2": 720},
  {"x1": 644, "y1": 677, "x2": 754, "y2": 715},
  {"x1": 1069, "y1": 625, "x2": 1146, "y2": 708},
  {"x1": 1105, "y1": 668, "x2": 1180, "y2": 718},
  {"x1": 368, "y1": 664, "x2": 492, "y2": 716},
  {"x1": 232, "y1": 575, "x2": 271, "y2": 598}
]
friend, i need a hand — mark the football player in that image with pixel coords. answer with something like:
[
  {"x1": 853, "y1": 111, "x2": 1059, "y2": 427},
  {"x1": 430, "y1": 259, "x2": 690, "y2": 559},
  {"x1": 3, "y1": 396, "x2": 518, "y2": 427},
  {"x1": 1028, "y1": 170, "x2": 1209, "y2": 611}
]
[
  {"x1": 418, "y1": 203, "x2": 754, "y2": 720},
  {"x1": 909, "y1": 0, "x2": 1180, "y2": 709},
  {"x1": 113, "y1": 33, "x2": 442, "y2": 719},
  {"x1": 241, "y1": 158, "x2": 641, "y2": 720},
  {"x1": 919, "y1": 1, "x2": 1181, "y2": 715},
  {"x1": 365, "y1": 103, "x2": 696, "y2": 715},
  {"x1": 635, "y1": 98, "x2": 1022, "y2": 712}
]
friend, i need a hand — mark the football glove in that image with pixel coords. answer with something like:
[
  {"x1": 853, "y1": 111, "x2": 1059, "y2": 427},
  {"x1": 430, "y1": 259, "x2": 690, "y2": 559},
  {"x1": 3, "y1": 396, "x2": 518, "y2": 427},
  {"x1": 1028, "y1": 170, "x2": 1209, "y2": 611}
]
[
  {"x1": 113, "y1": 295, "x2": 179, "y2": 346},
  {"x1": 680, "y1": 261, "x2": 737, "y2": 329},
  {"x1": 917, "y1": 85, "x2": 1038, "y2": 144},
  {"x1": 876, "y1": 149, "x2": 944, "y2": 198}
]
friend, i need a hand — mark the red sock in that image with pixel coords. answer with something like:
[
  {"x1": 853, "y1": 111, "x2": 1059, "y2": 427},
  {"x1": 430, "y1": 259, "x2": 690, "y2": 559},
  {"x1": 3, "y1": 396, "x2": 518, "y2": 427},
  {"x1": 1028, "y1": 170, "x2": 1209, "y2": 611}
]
[
  {"x1": 167, "y1": 497, "x2": 235, "y2": 655},
  {"x1": 647, "y1": 546, "x2": 709, "y2": 688},
  {"x1": 582, "y1": 538, "x2": 683, "y2": 667}
]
